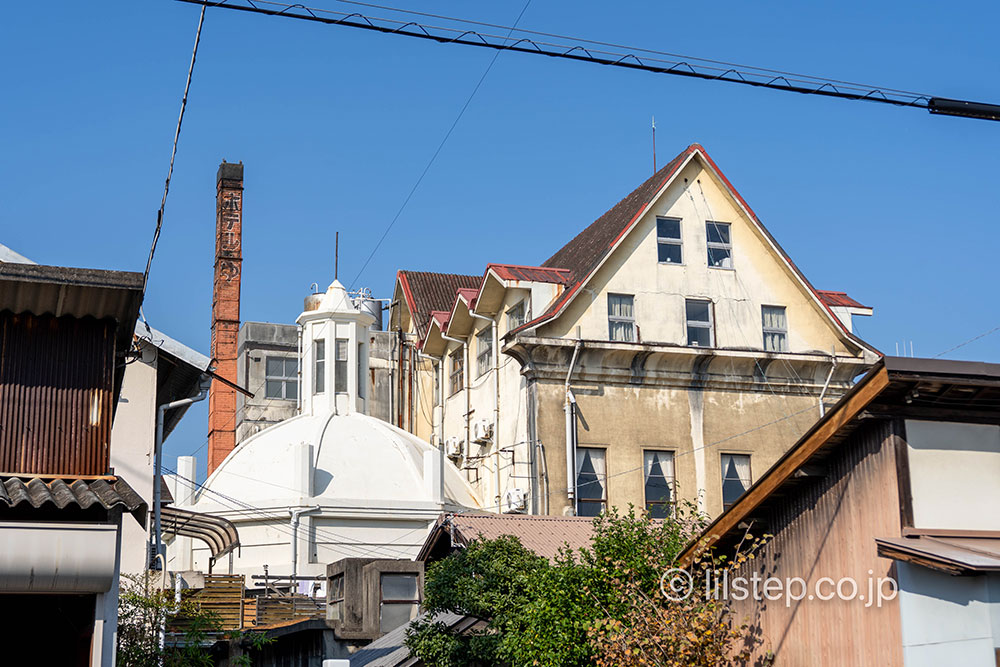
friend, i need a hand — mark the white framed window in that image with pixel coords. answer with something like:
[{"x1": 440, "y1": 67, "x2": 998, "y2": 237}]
[
  {"x1": 721, "y1": 453, "x2": 752, "y2": 511},
  {"x1": 379, "y1": 573, "x2": 420, "y2": 633},
  {"x1": 357, "y1": 343, "x2": 365, "y2": 399},
  {"x1": 706, "y1": 221, "x2": 733, "y2": 269},
  {"x1": 506, "y1": 300, "x2": 527, "y2": 331},
  {"x1": 476, "y1": 328, "x2": 492, "y2": 378},
  {"x1": 762, "y1": 305, "x2": 788, "y2": 352},
  {"x1": 449, "y1": 348, "x2": 464, "y2": 396},
  {"x1": 265, "y1": 356, "x2": 298, "y2": 400},
  {"x1": 608, "y1": 293, "x2": 635, "y2": 342},
  {"x1": 656, "y1": 217, "x2": 682, "y2": 264},
  {"x1": 313, "y1": 339, "x2": 325, "y2": 394},
  {"x1": 643, "y1": 450, "x2": 675, "y2": 518},
  {"x1": 335, "y1": 339, "x2": 348, "y2": 393},
  {"x1": 685, "y1": 299, "x2": 714, "y2": 347},
  {"x1": 576, "y1": 447, "x2": 607, "y2": 517}
]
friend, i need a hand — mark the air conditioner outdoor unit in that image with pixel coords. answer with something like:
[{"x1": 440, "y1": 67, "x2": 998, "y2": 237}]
[
  {"x1": 502, "y1": 488, "x2": 528, "y2": 514},
  {"x1": 445, "y1": 437, "x2": 463, "y2": 459},
  {"x1": 472, "y1": 418, "x2": 494, "y2": 443}
]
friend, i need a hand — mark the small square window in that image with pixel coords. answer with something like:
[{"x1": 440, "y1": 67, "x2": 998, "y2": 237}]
[
  {"x1": 656, "y1": 217, "x2": 682, "y2": 264},
  {"x1": 762, "y1": 305, "x2": 788, "y2": 352},
  {"x1": 265, "y1": 356, "x2": 298, "y2": 400},
  {"x1": 706, "y1": 221, "x2": 733, "y2": 269},
  {"x1": 576, "y1": 447, "x2": 607, "y2": 517},
  {"x1": 476, "y1": 328, "x2": 492, "y2": 378},
  {"x1": 608, "y1": 293, "x2": 635, "y2": 342},
  {"x1": 685, "y1": 299, "x2": 714, "y2": 347},
  {"x1": 721, "y1": 453, "x2": 752, "y2": 511},
  {"x1": 644, "y1": 450, "x2": 675, "y2": 518},
  {"x1": 506, "y1": 301, "x2": 527, "y2": 331}
]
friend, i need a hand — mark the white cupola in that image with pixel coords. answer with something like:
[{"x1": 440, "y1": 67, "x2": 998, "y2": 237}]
[{"x1": 296, "y1": 279, "x2": 375, "y2": 416}]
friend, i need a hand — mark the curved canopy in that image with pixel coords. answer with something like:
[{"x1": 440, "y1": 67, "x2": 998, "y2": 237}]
[{"x1": 162, "y1": 506, "x2": 239, "y2": 565}]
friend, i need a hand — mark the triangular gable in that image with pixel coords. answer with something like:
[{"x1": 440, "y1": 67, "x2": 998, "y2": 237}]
[
  {"x1": 395, "y1": 270, "x2": 481, "y2": 339},
  {"x1": 516, "y1": 144, "x2": 877, "y2": 356}
]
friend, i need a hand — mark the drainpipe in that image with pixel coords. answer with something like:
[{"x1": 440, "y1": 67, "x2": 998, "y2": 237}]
[
  {"x1": 153, "y1": 377, "x2": 210, "y2": 563},
  {"x1": 289, "y1": 506, "x2": 321, "y2": 585},
  {"x1": 818, "y1": 350, "x2": 838, "y2": 418},
  {"x1": 470, "y1": 311, "x2": 501, "y2": 508},
  {"x1": 296, "y1": 323, "x2": 303, "y2": 413},
  {"x1": 564, "y1": 332, "x2": 583, "y2": 514},
  {"x1": 440, "y1": 332, "x2": 470, "y2": 458},
  {"x1": 417, "y1": 351, "x2": 443, "y2": 447}
]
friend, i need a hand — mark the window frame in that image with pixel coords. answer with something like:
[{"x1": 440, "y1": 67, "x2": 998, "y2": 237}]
[
  {"x1": 575, "y1": 446, "x2": 608, "y2": 517},
  {"x1": 706, "y1": 221, "x2": 734, "y2": 270},
  {"x1": 643, "y1": 449, "x2": 676, "y2": 518},
  {"x1": 334, "y1": 338, "x2": 349, "y2": 393},
  {"x1": 313, "y1": 338, "x2": 326, "y2": 394},
  {"x1": 720, "y1": 452, "x2": 752, "y2": 511},
  {"x1": 607, "y1": 293, "x2": 636, "y2": 343},
  {"x1": 685, "y1": 298, "x2": 715, "y2": 348},
  {"x1": 379, "y1": 572, "x2": 421, "y2": 634},
  {"x1": 264, "y1": 356, "x2": 298, "y2": 401},
  {"x1": 761, "y1": 305, "x2": 788, "y2": 352},
  {"x1": 656, "y1": 216, "x2": 683, "y2": 265},
  {"x1": 328, "y1": 573, "x2": 345, "y2": 622},
  {"x1": 506, "y1": 300, "x2": 527, "y2": 332},
  {"x1": 449, "y1": 348, "x2": 464, "y2": 397},
  {"x1": 476, "y1": 327, "x2": 492, "y2": 378}
]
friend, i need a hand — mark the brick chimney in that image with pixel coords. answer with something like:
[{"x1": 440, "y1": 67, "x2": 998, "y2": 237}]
[{"x1": 208, "y1": 161, "x2": 243, "y2": 474}]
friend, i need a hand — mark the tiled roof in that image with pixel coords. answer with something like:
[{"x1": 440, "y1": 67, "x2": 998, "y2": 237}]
[
  {"x1": 817, "y1": 290, "x2": 869, "y2": 309},
  {"x1": 0, "y1": 475, "x2": 148, "y2": 526},
  {"x1": 455, "y1": 287, "x2": 479, "y2": 307},
  {"x1": 487, "y1": 263, "x2": 573, "y2": 284},
  {"x1": 447, "y1": 513, "x2": 595, "y2": 561},
  {"x1": 398, "y1": 271, "x2": 481, "y2": 338}
]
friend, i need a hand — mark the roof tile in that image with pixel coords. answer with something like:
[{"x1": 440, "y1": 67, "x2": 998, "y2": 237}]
[
  {"x1": 398, "y1": 271, "x2": 481, "y2": 338},
  {"x1": 449, "y1": 513, "x2": 595, "y2": 561}
]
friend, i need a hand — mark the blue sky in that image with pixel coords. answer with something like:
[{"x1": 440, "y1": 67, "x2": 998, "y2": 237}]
[{"x1": 3, "y1": 1, "x2": 999, "y2": 471}]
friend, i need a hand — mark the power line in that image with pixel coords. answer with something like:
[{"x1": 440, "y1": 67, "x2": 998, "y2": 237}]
[
  {"x1": 175, "y1": 0, "x2": 1000, "y2": 121},
  {"x1": 143, "y1": 5, "x2": 207, "y2": 298},
  {"x1": 933, "y1": 324, "x2": 1000, "y2": 359},
  {"x1": 348, "y1": 0, "x2": 532, "y2": 287}
]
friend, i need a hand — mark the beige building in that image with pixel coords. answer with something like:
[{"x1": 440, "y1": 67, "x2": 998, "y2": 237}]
[{"x1": 389, "y1": 143, "x2": 878, "y2": 519}]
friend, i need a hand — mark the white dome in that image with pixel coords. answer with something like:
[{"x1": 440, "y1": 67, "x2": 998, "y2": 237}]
[{"x1": 195, "y1": 411, "x2": 481, "y2": 510}]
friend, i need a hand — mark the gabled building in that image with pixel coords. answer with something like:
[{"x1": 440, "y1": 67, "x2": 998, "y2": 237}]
[{"x1": 389, "y1": 143, "x2": 878, "y2": 519}]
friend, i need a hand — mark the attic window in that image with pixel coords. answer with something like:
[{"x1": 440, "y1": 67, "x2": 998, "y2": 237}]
[
  {"x1": 706, "y1": 221, "x2": 733, "y2": 269},
  {"x1": 656, "y1": 217, "x2": 682, "y2": 264},
  {"x1": 476, "y1": 328, "x2": 492, "y2": 378},
  {"x1": 762, "y1": 305, "x2": 788, "y2": 352},
  {"x1": 506, "y1": 300, "x2": 527, "y2": 331},
  {"x1": 608, "y1": 293, "x2": 635, "y2": 342},
  {"x1": 685, "y1": 299, "x2": 714, "y2": 347}
]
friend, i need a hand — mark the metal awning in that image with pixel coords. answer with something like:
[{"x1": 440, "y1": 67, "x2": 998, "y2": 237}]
[
  {"x1": 161, "y1": 506, "x2": 240, "y2": 570},
  {"x1": 876, "y1": 533, "x2": 1000, "y2": 575}
]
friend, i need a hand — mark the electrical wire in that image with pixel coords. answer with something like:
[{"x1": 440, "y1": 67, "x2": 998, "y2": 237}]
[
  {"x1": 142, "y1": 5, "x2": 207, "y2": 298},
  {"x1": 933, "y1": 324, "x2": 1000, "y2": 359}
]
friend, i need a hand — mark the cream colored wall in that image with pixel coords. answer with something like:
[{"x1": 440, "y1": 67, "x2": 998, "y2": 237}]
[
  {"x1": 539, "y1": 158, "x2": 856, "y2": 358},
  {"x1": 110, "y1": 345, "x2": 157, "y2": 574}
]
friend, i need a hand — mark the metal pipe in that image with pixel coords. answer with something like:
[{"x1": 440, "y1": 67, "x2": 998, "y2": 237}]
[
  {"x1": 289, "y1": 505, "x2": 321, "y2": 584},
  {"x1": 296, "y1": 323, "x2": 303, "y2": 413},
  {"x1": 153, "y1": 379, "x2": 210, "y2": 563},
  {"x1": 564, "y1": 334, "x2": 583, "y2": 513},
  {"x1": 818, "y1": 351, "x2": 838, "y2": 417}
]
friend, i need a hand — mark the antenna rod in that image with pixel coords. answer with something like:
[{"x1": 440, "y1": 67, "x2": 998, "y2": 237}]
[
  {"x1": 651, "y1": 115, "x2": 656, "y2": 173},
  {"x1": 335, "y1": 231, "x2": 339, "y2": 280}
]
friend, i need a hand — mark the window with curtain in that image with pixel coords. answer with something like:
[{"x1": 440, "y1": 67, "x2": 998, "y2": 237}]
[
  {"x1": 379, "y1": 573, "x2": 420, "y2": 633},
  {"x1": 607, "y1": 293, "x2": 635, "y2": 342},
  {"x1": 265, "y1": 356, "x2": 298, "y2": 400},
  {"x1": 656, "y1": 217, "x2": 683, "y2": 264},
  {"x1": 721, "y1": 453, "x2": 752, "y2": 510},
  {"x1": 335, "y1": 339, "x2": 348, "y2": 393},
  {"x1": 449, "y1": 348, "x2": 464, "y2": 396},
  {"x1": 706, "y1": 221, "x2": 733, "y2": 269},
  {"x1": 476, "y1": 327, "x2": 492, "y2": 378},
  {"x1": 576, "y1": 447, "x2": 607, "y2": 517},
  {"x1": 685, "y1": 299, "x2": 714, "y2": 347},
  {"x1": 762, "y1": 305, "x2": 788, "y2": 352},
  {"x1": 644, "y1": 450, "x2": 675, "y2": 518},
  {"x1": 313, "y1": 339, "x2": 325, "y2": 394}
]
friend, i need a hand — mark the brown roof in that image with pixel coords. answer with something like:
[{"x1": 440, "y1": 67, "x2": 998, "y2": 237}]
[
  {"x1": 0, "y1": 475, "x2": 148, "y2": 526},
  {"x1": 487, "y1": 264, "x2": 573, "y2": 284},
  {"x1": 418, "y1": 513, "x2": 595, "y2": 562},
  {"x1": 876, "y1": 533, "x2": 1000, "y2": 574},
  {"x1": 397, "y1": 271, "x2": 481, "y2": 338},
  {"x1": 816, "y1": 290, "x2": 869, "y2": 309}
]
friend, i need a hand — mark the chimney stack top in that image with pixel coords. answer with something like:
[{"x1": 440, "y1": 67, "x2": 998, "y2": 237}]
[{"x1": 217, "y1": 161, "x2": 244, "y2": 184}]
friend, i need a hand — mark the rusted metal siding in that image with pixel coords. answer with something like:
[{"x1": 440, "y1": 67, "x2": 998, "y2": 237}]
[
  {"x1": 731, "y1": 419, "x2": 904, "y2": 666},
  {"x1": 0, "y1": 311, "x2": 115, "y2": 475}
]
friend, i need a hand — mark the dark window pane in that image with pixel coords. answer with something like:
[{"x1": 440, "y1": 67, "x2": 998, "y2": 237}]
[
  {"x1": 706, "y1": 222, "x2": 730, "y2": 244},
  {"x1": 687, "y1": 326, "x2": 712, "y2": 347},
  {"x1": 265, "y1": 380, "x2": 282, "y2": 399},
  {"x1": 646, "y1": 502, "x2": 670, "y2": 519},
  {"x1": 286, "y1": 358, "x2": 299, "y2": 377},
  {"x1": 577, "y1": 501, "x2": 604, "y2": 517},
  {"x1": 657, "y1": 242, "x2": 682, "y2": 264},
  {"x1": 266, "y1": 357, "x2": 284, "y2": 377},
  {"x1": 645, "y1": 456, "x2": 671, "y2": 506},
  {"x1": 576, "y1": 450, "x2": 605, "y2": 509},
  {"x1": 721, "y1": 456, "x2": 750, "y2": 507},
  {"x1": 657, "y1": 218, "x2": 681, "y2": 240},
  {"x1": 686, "y1": 300, "x2": 710, "y2": 323},
  {"x1": 708, "y1": 246, "x2": 733, "y2": 268},
  {"x1": 285, "y1": 381, "x2": 298, "y2": 400}
]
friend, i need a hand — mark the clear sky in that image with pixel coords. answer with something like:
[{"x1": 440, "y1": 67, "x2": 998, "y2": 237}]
[{"x1": 2, "y1": 1, "x2": 998, "y2": 473}]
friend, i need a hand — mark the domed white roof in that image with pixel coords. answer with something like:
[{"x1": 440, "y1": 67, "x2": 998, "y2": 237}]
[{"x1": 196, "y1": 411, "x2": 481, "y2": 510}]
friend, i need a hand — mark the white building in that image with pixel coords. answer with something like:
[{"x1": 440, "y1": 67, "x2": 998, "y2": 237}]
[{"x1": 168, "y1": 279, "x2": 481, "y2": 580}]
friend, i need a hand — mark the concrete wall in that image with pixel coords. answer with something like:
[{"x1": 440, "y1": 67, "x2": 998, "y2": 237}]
[
  {"x1": 237, "y1": 321, "x2": 298, "y2": 443},
  {"x1": 905, "y1": 420, "x2": 1000, "y2": 531}
]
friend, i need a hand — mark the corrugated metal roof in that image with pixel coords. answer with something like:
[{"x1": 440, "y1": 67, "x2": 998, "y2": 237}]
[
  {"x1": 488, "y1": 264, "x2": 573, "y2": 284},
  {"x1": 816, "y1": 290, "x2": 869, "y2": 309},
  {"x1": 448, "y1": 513, "x2": 595, "y2": 561},
  {"x1": 349, "y1": 612, "x2": 467, "y2": 667},
  {"x1": 0, "y1": 475, "x2": 147, "y2": 526},
  {"x1": 876, "y1": 535, "x2": 1000, "y2": 573}
]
